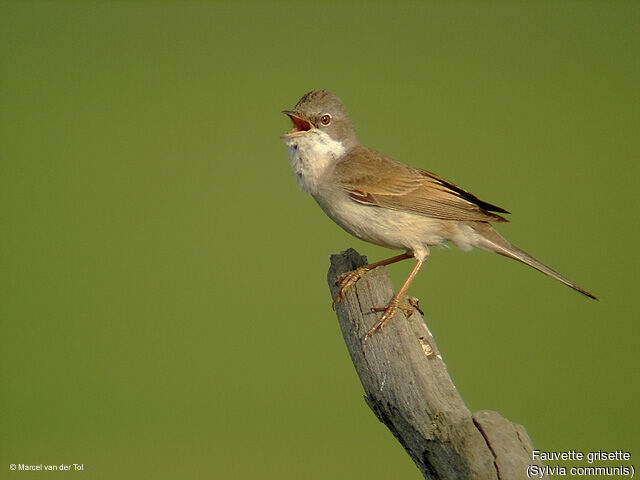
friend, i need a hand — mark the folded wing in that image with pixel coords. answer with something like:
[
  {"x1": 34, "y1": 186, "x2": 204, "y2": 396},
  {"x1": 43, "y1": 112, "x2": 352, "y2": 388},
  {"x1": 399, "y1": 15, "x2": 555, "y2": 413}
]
[{"x1": 334, "y1": 146, "x2": 509, "y2": 223}]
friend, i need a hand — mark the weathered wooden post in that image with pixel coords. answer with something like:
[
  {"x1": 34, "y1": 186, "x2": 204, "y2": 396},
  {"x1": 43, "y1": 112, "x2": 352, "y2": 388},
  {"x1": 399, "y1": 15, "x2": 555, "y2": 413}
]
[{"x1": 327, "y1": 248, "x2": 544, "y2": 480}]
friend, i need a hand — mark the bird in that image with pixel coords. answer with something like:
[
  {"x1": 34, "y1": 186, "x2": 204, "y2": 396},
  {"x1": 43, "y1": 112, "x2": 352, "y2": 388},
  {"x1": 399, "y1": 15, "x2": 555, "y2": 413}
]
[{"x1": 281, "y1": 89, "x2": 596, "y2": 339}]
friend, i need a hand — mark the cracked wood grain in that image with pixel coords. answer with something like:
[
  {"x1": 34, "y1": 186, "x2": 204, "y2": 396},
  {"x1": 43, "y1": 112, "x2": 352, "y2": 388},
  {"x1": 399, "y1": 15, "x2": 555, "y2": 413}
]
[{"x1": 327, "y1": 248, "x2": 545, "y2": 480}]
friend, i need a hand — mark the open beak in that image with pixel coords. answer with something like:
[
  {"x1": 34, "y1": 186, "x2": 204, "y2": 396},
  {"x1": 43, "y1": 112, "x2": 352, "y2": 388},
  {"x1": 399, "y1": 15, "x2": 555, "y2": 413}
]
[{"x1": 281, "y1": 110, "x2": 314, "y2": 139}]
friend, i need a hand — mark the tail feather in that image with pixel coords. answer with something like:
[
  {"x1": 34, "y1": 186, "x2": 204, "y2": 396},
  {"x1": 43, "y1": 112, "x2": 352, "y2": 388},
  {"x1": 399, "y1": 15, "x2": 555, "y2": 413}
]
[{"x1": 472, "y1": 224, "x2": 597, "y2": 300}]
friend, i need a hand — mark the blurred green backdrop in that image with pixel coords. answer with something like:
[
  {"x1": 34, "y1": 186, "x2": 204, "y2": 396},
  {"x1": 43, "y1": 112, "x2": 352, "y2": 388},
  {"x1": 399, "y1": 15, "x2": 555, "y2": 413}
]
[{"x1": 1, "y1": 1, "x2": 638, "y2": 478}]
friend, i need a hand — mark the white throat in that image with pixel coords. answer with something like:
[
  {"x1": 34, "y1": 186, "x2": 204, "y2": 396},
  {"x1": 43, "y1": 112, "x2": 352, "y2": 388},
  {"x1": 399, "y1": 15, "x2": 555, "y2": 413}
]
[{"x1": 283, "y1": 130, "x2": 346, "y2": 195}]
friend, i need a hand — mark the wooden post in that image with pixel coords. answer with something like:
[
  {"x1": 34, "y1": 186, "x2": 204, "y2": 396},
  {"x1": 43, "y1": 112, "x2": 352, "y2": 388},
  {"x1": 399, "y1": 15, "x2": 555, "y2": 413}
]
[{"x1": 327, "y1": 249, "x2": 544, "y2": 480}]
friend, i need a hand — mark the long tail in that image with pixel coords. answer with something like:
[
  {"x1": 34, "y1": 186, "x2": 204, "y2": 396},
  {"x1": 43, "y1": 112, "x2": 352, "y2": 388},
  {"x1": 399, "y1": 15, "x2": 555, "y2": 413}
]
[{"x1": 472, "y1": 223, "x2": 597, "y2": 300}]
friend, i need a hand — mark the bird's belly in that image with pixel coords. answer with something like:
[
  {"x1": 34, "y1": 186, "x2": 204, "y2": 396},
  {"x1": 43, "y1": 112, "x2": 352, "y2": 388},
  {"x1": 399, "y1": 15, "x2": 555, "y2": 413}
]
[{"x1": 314, "y1": 192, "x2": 452, "y2": 256}]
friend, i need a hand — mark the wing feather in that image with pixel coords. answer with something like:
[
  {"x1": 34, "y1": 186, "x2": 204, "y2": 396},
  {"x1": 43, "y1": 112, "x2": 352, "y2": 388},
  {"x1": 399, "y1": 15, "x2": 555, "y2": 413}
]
[{"x1": 334, "y1": 146, "x2": 509, "y2": 223}]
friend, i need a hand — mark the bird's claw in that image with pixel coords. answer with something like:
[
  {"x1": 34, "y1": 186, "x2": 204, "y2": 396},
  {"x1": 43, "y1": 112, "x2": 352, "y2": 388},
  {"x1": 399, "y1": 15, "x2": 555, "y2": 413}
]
[
  {"x1": 407, "y1": 297, "x2": 424, "y2": 315},
  {"x1": 365, "y1": 298, "x2": 414, "y2": 340},
  {"x1": 332, "y1": 266, "x2": 370, "y2": 308}
]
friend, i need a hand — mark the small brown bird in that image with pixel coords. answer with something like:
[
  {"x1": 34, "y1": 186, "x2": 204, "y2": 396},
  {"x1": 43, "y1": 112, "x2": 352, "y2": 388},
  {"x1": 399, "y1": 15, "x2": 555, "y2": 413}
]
[{"x1": 281, "y1": 90, "x2": 596, "y2": 339}]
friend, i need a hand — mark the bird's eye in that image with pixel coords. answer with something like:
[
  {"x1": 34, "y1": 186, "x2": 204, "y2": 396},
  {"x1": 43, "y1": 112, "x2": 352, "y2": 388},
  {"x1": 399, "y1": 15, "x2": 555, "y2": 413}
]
[{"x1": 320, "y1": 114, "x2": 331, "y2": 126}]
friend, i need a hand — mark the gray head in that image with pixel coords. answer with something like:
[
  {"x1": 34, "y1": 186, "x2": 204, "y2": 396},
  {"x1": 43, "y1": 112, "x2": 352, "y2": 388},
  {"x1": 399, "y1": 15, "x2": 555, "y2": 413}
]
[{"x1": 282, "y1": 90, "x2": 358, "y2": 148}]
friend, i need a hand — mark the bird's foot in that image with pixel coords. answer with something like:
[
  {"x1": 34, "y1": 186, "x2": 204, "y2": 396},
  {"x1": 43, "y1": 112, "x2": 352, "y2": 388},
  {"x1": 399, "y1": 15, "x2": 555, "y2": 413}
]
[
  {"x1": 365, "y1": 297, "x2": 415, "y2": 340},
  {"x1": 332, "y1": 266, "x2": 371, "y2": 308}
]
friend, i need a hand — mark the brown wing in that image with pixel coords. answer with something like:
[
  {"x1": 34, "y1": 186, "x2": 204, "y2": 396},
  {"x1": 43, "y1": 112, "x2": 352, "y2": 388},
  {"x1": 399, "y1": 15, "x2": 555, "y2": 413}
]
[{"x1": 333, "y1": 145, "x2": 509, "y2": 223}]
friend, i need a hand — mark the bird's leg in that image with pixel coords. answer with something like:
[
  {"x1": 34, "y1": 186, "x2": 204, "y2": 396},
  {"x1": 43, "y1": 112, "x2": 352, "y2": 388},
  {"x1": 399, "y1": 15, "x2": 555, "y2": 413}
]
[
  {"x1": 365, "y1": 257, "x2": 425, "y2": 340},
  {"x1": 333, "y1": 253, "x2": 412, "y2": 308}
]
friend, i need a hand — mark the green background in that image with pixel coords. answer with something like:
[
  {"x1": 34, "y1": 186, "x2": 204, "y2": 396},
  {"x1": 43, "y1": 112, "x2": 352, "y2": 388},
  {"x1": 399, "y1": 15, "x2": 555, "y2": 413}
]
[{"x1": 1, "y1": 1, "x2": 638, "y2": 478}]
